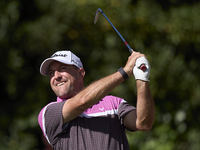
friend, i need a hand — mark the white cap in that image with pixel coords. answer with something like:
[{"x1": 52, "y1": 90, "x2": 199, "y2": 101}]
[{"x1": 40, "y1": 50, "x2": 83, "y2": 76}]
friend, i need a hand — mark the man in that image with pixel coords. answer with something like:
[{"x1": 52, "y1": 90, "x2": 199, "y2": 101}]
[{"x1": 38, "y1": 50, "x2": 154, "y2": 150}]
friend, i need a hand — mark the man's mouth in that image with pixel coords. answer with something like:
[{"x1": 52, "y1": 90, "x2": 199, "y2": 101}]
[{"x1": 57, "y1": 82, "x2": 66, "y2": 86}]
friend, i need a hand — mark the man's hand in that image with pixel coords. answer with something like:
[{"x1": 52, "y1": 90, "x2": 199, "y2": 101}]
[
  {"x1": 133, "y1": 57, "x2": 150, "y2": 81},
  {"x1": 123, "y1": 51, "x2": 146, "y2": 77}
]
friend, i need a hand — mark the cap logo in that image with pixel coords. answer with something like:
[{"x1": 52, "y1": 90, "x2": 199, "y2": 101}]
[{"x1": 51, "y1": 53, "x2": 68, "y2": 58}]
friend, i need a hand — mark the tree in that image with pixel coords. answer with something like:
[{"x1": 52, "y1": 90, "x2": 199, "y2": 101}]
[{"x1": 0, "y1": 0, "x2": 200, "y2": 149}]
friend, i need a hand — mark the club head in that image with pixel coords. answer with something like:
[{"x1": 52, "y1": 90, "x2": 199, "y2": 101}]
[{"x1": 94, "y1": 8, "x2": 103, "y2": 24}]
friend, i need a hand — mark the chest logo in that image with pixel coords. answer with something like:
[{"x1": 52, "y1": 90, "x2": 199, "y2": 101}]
[{"x1": 99, "y1": 107, "x2": 104, "y2": 111}]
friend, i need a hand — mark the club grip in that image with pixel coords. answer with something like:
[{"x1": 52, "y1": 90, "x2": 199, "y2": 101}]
[{"x1": 130, "y1": 49, "x2": 147, "y2": 72}]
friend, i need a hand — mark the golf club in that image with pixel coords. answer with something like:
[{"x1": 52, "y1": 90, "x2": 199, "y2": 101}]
[{"x1": 94, "y1": 8, "x2": 147, "y2": 71}]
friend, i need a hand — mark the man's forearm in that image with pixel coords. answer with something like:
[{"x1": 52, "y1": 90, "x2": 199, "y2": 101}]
[
  {"x1": 75, "y1": 71, "x2": 124, "y2": 109},
  {"x1": 136, "y1": 80, "x2": 154, "y2": 130}
]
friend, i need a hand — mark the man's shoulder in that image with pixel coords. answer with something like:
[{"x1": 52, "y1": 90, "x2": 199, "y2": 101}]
[
  {"x1": 39, "y1": 101, "x2": 59, "y2": 112},
  {"x1": 38, "y1": 100, "x2": 65, "y2": 116},
  {"x1": 102, "y1": 95, "x2": 123, "y2": 100},
  {"x1": 100, "y1": 95, "x2": 125, "y2": 109},
  {"x1": 102, "y1": 95, "x2": 125, "y2": 104},
  {"x1": 38, "y1": 102, "x2": 57, "y2": 122},
  {"x1": 38, "y1": 101, "x2": 65, "y2": 134}
]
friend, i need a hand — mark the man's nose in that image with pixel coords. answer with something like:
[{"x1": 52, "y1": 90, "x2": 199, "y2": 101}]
[{"x1": 54, "y1": 71, "x2": 61, "y2": 78}]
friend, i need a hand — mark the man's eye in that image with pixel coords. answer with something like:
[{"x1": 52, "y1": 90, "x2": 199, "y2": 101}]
[
  {"x1": 60, "y1": 66, "x2": 67, "y2": 71},
  {"x1": 48, "y1": 71, "x2": 54, "y2": 76}
]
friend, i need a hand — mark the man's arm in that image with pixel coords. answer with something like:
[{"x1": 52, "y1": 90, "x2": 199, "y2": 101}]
[
  {"x1": 62, "y1": 51, "x2": 151, "y2": 125},
  {"x1": 123, "y1": 80, "x2": 154, "y2": 131},
  {"x1": 62, "y1": 71, "x2": 124, "y2": 125}
]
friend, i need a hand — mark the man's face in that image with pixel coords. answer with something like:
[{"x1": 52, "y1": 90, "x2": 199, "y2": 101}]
[{"x1": 48, "y1": 61, "x2": 84, "y2": 99}]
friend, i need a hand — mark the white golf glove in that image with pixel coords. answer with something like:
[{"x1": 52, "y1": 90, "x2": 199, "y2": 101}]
[{"x1": 133, "y1": 57, "x2": 151, "y2": 81}]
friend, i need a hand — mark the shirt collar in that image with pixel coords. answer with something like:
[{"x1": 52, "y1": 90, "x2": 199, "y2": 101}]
[{"x1": 57, "y1": 97, "x2": 66, "y2": 102}]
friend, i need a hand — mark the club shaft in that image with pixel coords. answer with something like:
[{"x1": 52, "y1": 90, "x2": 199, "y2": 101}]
[
  {"x1": 100, "y1": 11, "x2": 133, "y2": 53},
  {"x1": 96, "y1": 8, "x2": 147, "y2": 71}
]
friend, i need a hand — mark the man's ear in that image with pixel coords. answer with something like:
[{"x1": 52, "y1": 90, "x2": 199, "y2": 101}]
[{"x1": 78, "y1": 68, "x2": 85, "y2": 80}]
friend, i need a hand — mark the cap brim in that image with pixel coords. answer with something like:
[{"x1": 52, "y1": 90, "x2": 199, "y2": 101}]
[
  {"x1": 40, "y1": 57, "x2": 74, "y2": 76},
  {"x1": 40, "y1": 58, "x2": 55, "y2": 76}
]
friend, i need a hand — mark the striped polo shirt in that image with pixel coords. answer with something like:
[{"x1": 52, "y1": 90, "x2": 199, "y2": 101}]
[{"x1": 38, "y1": 95, "x2": 136, "y2": 150}]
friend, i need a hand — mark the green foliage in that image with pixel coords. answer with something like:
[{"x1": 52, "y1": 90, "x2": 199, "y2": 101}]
[{"x1": 1, "y1": 0, "x2": 200, "y2": 149}]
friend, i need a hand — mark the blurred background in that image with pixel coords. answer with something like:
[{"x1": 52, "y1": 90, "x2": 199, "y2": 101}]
[{"x1": 0, "y1": 0, "x2": 200, "y2": 149}]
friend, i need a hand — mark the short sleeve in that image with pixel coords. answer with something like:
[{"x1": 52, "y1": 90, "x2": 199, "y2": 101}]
[
  {"x1": 38, "y1": 101, "x2": 66, "y2": 146},
  {"x1": 118, "y1": 100, "x2": 136, "y2": 131}
]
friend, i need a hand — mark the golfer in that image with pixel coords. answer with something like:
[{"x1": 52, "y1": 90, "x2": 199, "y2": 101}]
[{"x1": 38, "y1": 50, "x2": 154, "y2": 150}]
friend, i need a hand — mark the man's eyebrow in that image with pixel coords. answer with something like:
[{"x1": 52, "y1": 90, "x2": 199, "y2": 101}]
[
  {"x1": 47, "y1": 69, "x2": 53, "y2": 75},
  {"x1": 48, "y1": 67, "x2": 53, "y2": 71},
  {"x1": 48, "y1": 66, "x2": 55, "y2": 74},
  {"x1": 60, "y1": 65, "x2": 66, "y2": 67},
  {"x1": 48, "y1": 69, "x2": 53, "y2": 72}
]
